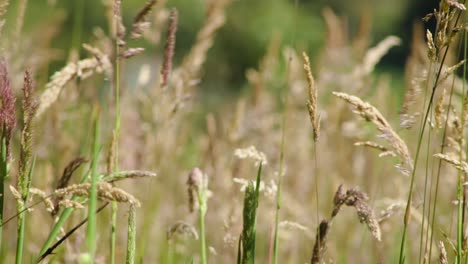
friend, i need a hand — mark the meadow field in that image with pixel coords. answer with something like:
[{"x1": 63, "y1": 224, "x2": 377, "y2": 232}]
[{"x1": 0, "y1": 0, "x2": 467, "y2": 263}]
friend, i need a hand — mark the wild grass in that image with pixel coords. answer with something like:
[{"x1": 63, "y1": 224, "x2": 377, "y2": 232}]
[{"x1": 0, "y1": 0, "x2": 467, "y2": 263}]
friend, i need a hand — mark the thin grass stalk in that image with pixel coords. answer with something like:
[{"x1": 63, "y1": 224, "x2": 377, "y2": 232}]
[
  {"x1": 126, "y1": 205, "x2": 136, "y2": 264},
  {"x1": 86, "y1": 108, "x2": 101, "y2": 261},
  {"x1": 463, "y1": 13, "x2": 468, "y2": 264},
  {"x1": 419, "y1": 113, "x2": 434, "y2": 263},
  {"x1": 111, "y1": 1, "x2": 123, "y2": 261},
  {"x1": 272, "y1": 102, "x2": 286, "y2": 264},
  {"x1": 399, "y1": 8, "x2": 465, "y2": 263},
  {"x1": 419, "y1": 61, "x2": 436, "y2": 263},
  {"x1": 15, "y1": 157, "x2": 35, "y2": 264}
]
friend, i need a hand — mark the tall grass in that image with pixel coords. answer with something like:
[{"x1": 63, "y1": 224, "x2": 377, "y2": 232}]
[{"x1": 0, "y1": 0, "x2": 467, "y2": 263}]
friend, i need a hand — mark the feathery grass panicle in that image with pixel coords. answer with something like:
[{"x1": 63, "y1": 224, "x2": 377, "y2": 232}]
[
  {"x1": 311, "y1": 220, "x2": 329, "y2": 264},
  {"x1": 234, "y1": 145, "x2": 268, "y2": 166},
  {"x1": 354, "y1": 141, "x2": 397, "y2": 157},
  {"x1": 18, "y1": 70, "x2": 38, "y2": 197},
  {"x1": 343, "y1": 188, "x2": 381, "y2": 241},
  {"x1": 160, "y1": 8, "x2": 178, "y2": 88},
  {"x1": 131, "y1": 0, "x2": 158, "y2": 39},
  {"x1": 56, "y1": 157, "x2": 88, "y2": 191},
  {"x1": 113, "y1": 0, "x2": 126, "y2": 46},
  {"x1": 333, "y1": 91, "x2": 413, "y2": 175},
  {"x1": 167, "y1": 221, "x2": 199, "y2": 241},
  {"x1": 0, "y1": 0, "x2": 9, "y2": 37},
  {"x1": 174, "y1": 0, "x2": 231, "y2": 84},
  {"x1": 120, "y1": 47, "x2": 145, "y2": 59},
  {"x1": 353, "y1": 36, "x2": 401, "y2": 78},
  {"x1": 29, "y1": 188, "x2": 54, "y2": 212},
  {"x1": 433, "y1": 153, "x2": 468, "y2": 173},
  {"x1": 103, "y1": 170, "x2": 157, "y2": 183},
  {"x1": 311, "y1": 185, "x2": 381, "y2": 263},
  {"x1": 302, "y1": 51, "x2": 320, "y2": 142},
  {"x1": 58, "y1": 199, "x2": 84, "y2": 209},
  {"x1": 15, "y1": 70, "x2": 38, "y2": 264},
  {"x1": 438, "y1": 241, "x2": 448, "y2": 264},
  {"x1": 36, "y1": 47, "x2": 112, "y2": 117}
]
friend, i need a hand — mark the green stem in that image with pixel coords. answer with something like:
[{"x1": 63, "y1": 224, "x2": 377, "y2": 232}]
[
  {"x1": 110, "y1": 202, "x2": 117, "y2": 264},
  {"x1": 15, "y1": 157, "x2": 35, "y2": 264},
  {"x1": 198, "y1": 191, "x2": 207, "y2": 264},
  {"x1": 86, "y1": 109, "x2": 100, "y2": 260},
  {"x1": 126, "y1": 205, "x2": 136, "y2": 264}
]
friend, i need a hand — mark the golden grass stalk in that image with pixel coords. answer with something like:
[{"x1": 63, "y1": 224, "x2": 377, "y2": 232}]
[
  {"x1": 302, "y1": 52, "x2": 320, "y2": 142},
  {"x1": 36, "y1": 45, "x2": 112, "y2": 117},
  {"x1": 333, "y1": 91, "x2": 413, "y2": 175}
]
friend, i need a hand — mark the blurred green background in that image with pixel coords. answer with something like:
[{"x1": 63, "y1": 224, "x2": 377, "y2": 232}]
[{"x1": 6, "y1": 0, "x2": 436, "y2": 92}]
